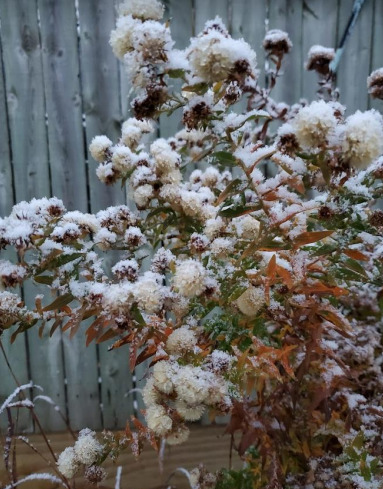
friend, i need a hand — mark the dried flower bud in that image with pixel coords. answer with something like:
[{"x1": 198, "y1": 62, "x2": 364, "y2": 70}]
[
  {"x1": 306, "y1": 45, "x2": 335, "y2": 75},
  {"x1": 84, "y1": 465, "x2": 107, "y2": 484},
  {"x1": 263, "y1": 29, "x2": 292, "y2": 56},
  {"x1": 183, "y1": 101, "x2": 212, "y2": 130},
  {"x1": 369, "y1": 209, "x2": 383, "y2": 228},
  {"x1": 367, "y1": 68, "x2": 383, "y2": 100}
]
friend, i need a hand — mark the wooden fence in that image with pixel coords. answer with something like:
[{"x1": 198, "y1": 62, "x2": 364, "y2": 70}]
[{"x1": 0, "y1": 0, "x2": 382, "y2": 433}]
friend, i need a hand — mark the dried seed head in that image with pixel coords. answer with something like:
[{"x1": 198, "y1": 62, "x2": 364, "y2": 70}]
[
  {"x1": 369, "y1": 210, "x2": 383, "y2": 228},
  {"x1": 318, "y1": 206, "x2": 334, "y2": 220},
  {"x1": 84, "y1": 465, "x2": 107, "y2": 485},
  {"x1": 182, "y1": 101, "x2": 212, "y2": 130},
  {"x1": 306, "y1": 45, "x2": 335, "y2": 75},
  {"x1": 263, "y1": 29, "x2": 292, "y2": 56},
  {"x1": 367, "y1": 68, "x2": 383, "y2": 100},
  {"x1": 133, "y1": 84, "x2": 167, "y2": 120}
]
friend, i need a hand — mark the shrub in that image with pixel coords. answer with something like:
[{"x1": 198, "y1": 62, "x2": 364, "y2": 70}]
[{"x1": 1, "y1": 0, "x2": 383, "y2": 487}]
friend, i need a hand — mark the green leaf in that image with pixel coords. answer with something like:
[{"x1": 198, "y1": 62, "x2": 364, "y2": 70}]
[
  {"x1": 34, "y1": 275, "x2": 54, "y2": 285},
  {"x1": 43, "y1": 293, "x2": 74, "y2": 312},
  {"x1": 167, "y1": 68, "x2": 185, "y2": 79},
  {"x1": 211, "y1": 151, "x2": 237, "y2": 167},
  {"x1": 343, "y1": 258, "x2": 368, "y2": 278}
]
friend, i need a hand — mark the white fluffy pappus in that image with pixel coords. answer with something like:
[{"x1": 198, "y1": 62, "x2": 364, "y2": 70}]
[
  {"x1": 73, "y1": 429, "x2": 103, "y2": 466},
  {"x1": 166, "y1": 326, "x2": 198, "y2": 354},
  {"x1": 236, "y1": 286, "x2": 265, "y2": 317},
  {"x1": 293, "y1": 100, "x2": 338, "y2": 149},
  {"x1": 145, "y1": 404, "x2": 173, "y2": 436},
  {"x1": 172, "y1": 259, "x2": 207, "y2": 297},
  {"x1": 342, "y1": 110, "x2": 383, "y2": 169},
  {"x1": 188, "y1": 23, "x2": 256, "y2": 83},
  {"x1": 57, "y1": 446, "x2": 80, "y2": 479},
  {"x1": 89, "y1": 135, "x2": 113, "y2": 162}
]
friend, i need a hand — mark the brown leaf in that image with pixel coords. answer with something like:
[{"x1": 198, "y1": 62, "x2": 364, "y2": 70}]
[{"x1": 293, "y1": 230, "x2": 334, "y2": 248}]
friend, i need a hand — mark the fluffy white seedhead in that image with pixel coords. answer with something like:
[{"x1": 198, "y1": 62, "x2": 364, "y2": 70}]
[
  {"x1": 74, "y1": 429, "x2": 103, "y2": 466},
  {"x1": 342, "y1": 110, "x2": 383, "y2": 169},
  {"x1": 175, "y1": 400, "x2": 205, "y2": 421},
  {"x1": 173, "y1": 259, "x2": 207, "y2": 297},
  {"x1": 166, "y1": 424, "x2": 190, "y2": 445},
  {"x1": 142, "y1": 377, "x2": 161, "y2": 407},
  {"x1": 118, "y1": 0, "x2": 164, "y2": 21},
  {"x1": 109, "y1": 15, "x2": 139, "y2": 59},
  {"x1": 145, "y1": 404, "x2": 173, "y2": 436},
  {"x1": 134, "y1": 271, "x2": 164, "y2": 313},
  {"x1": 152, "y1": 360, "x2": 177, "y2": 394},
  {"x1": 293, "y1": 100, "x2": 338, "y2": 149},
  {"x1": 57, "y1": 446, "x2": 80, "y2": 479},
  {"x1": 236, "y1": 286, "x2": 265, "y2": 317},
  {"x1": 188, "y1": 19, "x2": 256, "y2": 83},
  {"x1": 89, "y1": 135, "x2": 113, "y2": 162},
  {"x1": 166, "y1": 326, "x2": 198, "y2": 354}
]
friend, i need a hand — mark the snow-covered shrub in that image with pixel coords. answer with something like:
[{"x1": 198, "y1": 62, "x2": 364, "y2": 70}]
[{"x1": 1, "y1": 0, "x2": 383, "y2": 487}]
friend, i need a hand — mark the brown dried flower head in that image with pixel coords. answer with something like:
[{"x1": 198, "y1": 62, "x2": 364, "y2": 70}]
[{"x1": 367, "y1": 68, "x2": 383, "y2": 100}]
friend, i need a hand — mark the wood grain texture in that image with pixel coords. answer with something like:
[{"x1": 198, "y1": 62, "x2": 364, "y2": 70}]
[
  {"x1": 301, "y1": 0, "x2": 340, "y2": 102},
  {"x1": 268, "y1": 0, "x2": 304, "y2": 106},
  {"x1": 0, "y1": 425, "x2": 240, "y2": 489},
  {"x1": 0, "y1": 0, "x2": 51, "y2": 433},
  {"x1": 336, "y1": 0, "x2": 374, "y2": 114}
]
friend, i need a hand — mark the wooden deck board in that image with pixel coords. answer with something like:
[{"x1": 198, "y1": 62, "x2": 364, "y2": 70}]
[{"x1": 0, "y1": 425, "x2": 241, "y2": 489}]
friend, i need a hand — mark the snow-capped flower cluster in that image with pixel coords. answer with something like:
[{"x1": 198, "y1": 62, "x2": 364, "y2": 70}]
[
  {"x1": 188, "y1": 17, "x2": 257, "y2": 83},
  {"x1": 292, "y1": 100, "x2": 338, "y2": 149},
  {"x1": 342, "y1": 110, "x2": 383, "y2": 169},
  {"x1": 173, "y1": 259, "x2": 207, "y2": 297},
  {"x1": 143, "y1": 357, "x2": 232, "y2": 443},
  {"x1": 57, "y1": 429, "x2": 104, "y2": 479}
]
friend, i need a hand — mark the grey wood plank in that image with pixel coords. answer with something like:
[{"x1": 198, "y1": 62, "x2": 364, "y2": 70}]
[
  {"x1": 194, "y1": 0, "x2": 230, "y2": 33},
  {"x1": 159, "y1": 0, "x2": 194, "y2": 139},
  {"x1": 78, "y1": 0, "x2": 126, "y2": 212},
  {"x1": 0, "y1": 0, "x2": 50, "y2": 203},
  {"x1": 78, "y1": 0, "x2": 134, "y2": 429},
  {"x1": 31, "y1": 0, "x2": 109, "y2": 432},
  {"x1": 268, "y1": 0, "x2": 304, "y2": 106},
  {"x1": 336, "y1": 0, "x2": 374, "y2": 114},
  {"x1": 0, "y1": 33, "x2": 14, "y2": 218},
  {"x1": 0, "y1": 0, "x2": 51, "y2": 433},
  {"x1": 301, "y1": 0, "x2": 340, "y2": 102},
  {"x1": 231, "y1": 0, "x2": 268, "y2": 86}
]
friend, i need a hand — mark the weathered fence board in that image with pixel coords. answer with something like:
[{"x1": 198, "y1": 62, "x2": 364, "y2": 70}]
[
  {"x1": 336, "y1": 0, "x2": 375, "y2": 115},
  {"x1": 0, "y1": 0, "x2": 381, "y2": 433}
]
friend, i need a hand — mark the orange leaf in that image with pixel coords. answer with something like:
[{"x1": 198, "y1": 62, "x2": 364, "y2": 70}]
[
  {"x1": 293, "y1": 230, "x2": 334, "y2": 248},
  {"x1": 343, "y1": 249, "x2": 369, "y2": 261},
  {"x1": 276, "y1": 264, "x2": 293, "y2": 288},
  {"x1": 267, "y1": 254, "x2": 277, "y2": 279}
]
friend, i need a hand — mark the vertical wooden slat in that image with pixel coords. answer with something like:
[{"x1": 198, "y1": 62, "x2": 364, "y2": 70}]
[
  {"x1": 0, "y1": 0, "x2": 51, "y2": 433},
  {"x1": 0, "y1": 37, "x2": 14, "y2": 218},
  {"x1": 77, "y1": 0, "x2": 134, "y2": 429},
  {"x1": 38, "y1": 0, "x2": 105, "y2": 432},
  {"x1": 368, "y1": 0, "x2": 383, "y2": 111},
  {"x1": 159, "y1": 0, "x2": 194, "y2": 139},
  {"x1": 0, "y1": 0, "x2": 50, "y2": 203},
  {"x1": 301, "y1": 0, "x2": 340, "y2": 102},
  {"x1": 268, "y1": 0, "x2": 304, "y2": 105},
  {"x1": 336, "y1": 0, "x2": 374, "y2": 114},
  {"x1": 231, "y1": 0, "x2": 268, "y2": 84},
  {"x1": 194, "y1": 0, "x2": 230, "y2": 33},
  {"x1": 78, "y1": 0, "x2": 126, "y2": 211}
]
